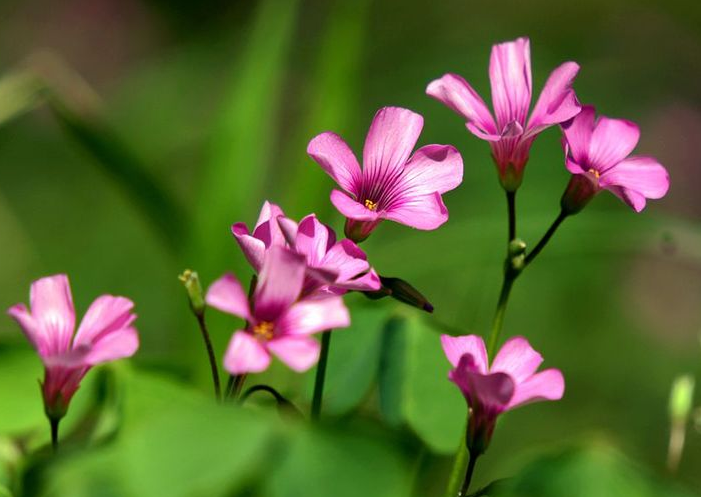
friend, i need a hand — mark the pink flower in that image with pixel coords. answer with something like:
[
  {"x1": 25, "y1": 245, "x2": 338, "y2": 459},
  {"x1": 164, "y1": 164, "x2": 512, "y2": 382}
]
[
  {"x1": 206, "y1": 247, "x2": 350, "y2": 374},
  {"x1": 277, "y1": 214, "x2": 381, "y2": 295},
  {"x1": 441, "y1": 334, "x2": 564, "y2": 454},
  {"x1": 560, "y1": 105, "x2": 670, "y2": 213},
  {"x1": 7, "y1": 274, "x2": 139, "y2": 420},
  {"x1": 307, "y1": 106, "x2": 463, "y2": 242},
  {"x1": 231, "y1": 201, "x2": 286, "y2": 272},
  {"x1": 427, "y1": 37, "x2": 580, "y2": 191}
]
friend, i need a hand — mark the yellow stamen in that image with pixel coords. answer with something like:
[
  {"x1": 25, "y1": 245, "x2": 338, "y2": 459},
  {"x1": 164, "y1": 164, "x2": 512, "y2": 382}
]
[
  {"x1": 364, "y1": 199, "x2": 377, "y2": 211},
  {"x1": 588, "y1": 168, "x2": 600, "y2": 179},
  {"x1": 252, "y1": 321, "x2": 274, "y2": 340}
]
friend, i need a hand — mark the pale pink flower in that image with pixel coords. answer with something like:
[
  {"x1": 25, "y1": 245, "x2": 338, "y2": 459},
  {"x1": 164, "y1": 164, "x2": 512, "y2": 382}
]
[
  {"x1": 308, "y1": 106, "x2": 463, "y2": 242},
  {"x1": 441, "y1": 334, "x2": 564, "y2": 454},
  {"x1": 206, "y1": 247, "x2": 350, "y2": 374},
  {"x1": 231, "y1": 201, "x2": 286, "y2": 272},
  {"x1": 7, "y1": 274, "x2": 139, "y2": 419},
  {"x1": 427, "y1": 37, "x2": 580, "y2": 191},
  {"x1": 277, "y1": 214, "x2": 380, "y2": 295},
  {"x1": 560, "y1": 105, "x2": 670, "y2": 213}
]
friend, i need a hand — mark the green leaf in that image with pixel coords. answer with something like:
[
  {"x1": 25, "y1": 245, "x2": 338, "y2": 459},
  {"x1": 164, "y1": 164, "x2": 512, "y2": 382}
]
[
  {"x1": 0, "y1": 70, "x2": 43, "y2": 126},
  {"x1": 378, "y1": 315, "x2": 407, "y2": 427},
  {"x1": 0, "y1": 351, "x2": 45, "y2": 435}
]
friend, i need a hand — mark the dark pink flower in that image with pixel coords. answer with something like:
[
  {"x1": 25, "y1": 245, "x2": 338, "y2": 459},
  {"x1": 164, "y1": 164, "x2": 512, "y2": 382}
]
[
  {"x1": 308, "y1": 106, "x2": 463, "y2": 242},
  {"x1": 277, "y1": 214, "x2": 380, "y2": 295},
  {"x1": 7, "y1": 274, "x2": 139, "y2": 419},
  {"x1": 231, "y1": 201, "x2": 286, "y2": 272},
  {"x1": 441, "y1": 334, "x2": 564, "y2": 454},
  {"x1": 206, "y1": 247, "x2": 350, "y2": 374},
  {"x1": 427, "y1": 37, "x2": 580, "y2": 191},
  {"x1": 560, "y1": 105, "x2": 670, "y2": 213}
]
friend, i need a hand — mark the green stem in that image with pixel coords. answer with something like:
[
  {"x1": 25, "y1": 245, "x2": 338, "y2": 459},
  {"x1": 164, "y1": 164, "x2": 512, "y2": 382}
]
[
  {"x1": 506, "y1": 190, "x2": 516, "y2": 242},
  {"x1": 195, "y1": 312, "x2": 221, "y2": 402},
  {"x1": 311, "y1": 331, "x2": 332, "y2": 421},
  {"x1": 524, "y1": 210, "x2": 568, "y2": 267},
  {"x1": 50, "y1": 417, "x2": 60, "y2": 453},
  {"x1": 459, "y1": 451, "x2": 480, "y2": 497},
  {"x1": 444, "y1": 433, "x2": 469, "y2": 497},
  {"x1": 486, "y1": 274, "x2": 515, "y2": 359}
]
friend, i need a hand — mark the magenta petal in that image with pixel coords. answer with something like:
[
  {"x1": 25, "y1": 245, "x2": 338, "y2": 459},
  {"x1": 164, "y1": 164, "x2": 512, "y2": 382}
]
[
  {"x1": 562, "y1": 105, "x2": 596, "y2": 165},
  {"x1": 320, "y1": 240, "x2": 369, "y2": 280},
  {"x1": 29, "y1": 274, "x2": 76, "y2": 356},
  {"x1": 491, "y1": 336, "x2": 543, "y2": 383},
  {"x1": 277, "y1": 296, "x2": 350, "y2": 336},
  {"x1": 231, "y1": 223, "x2": 267, "y2": 272},
  {"x1": 330, "y1": 190, "x2": 380, "y2": 221},
  {"x1": 362, "y1": 107, "x2": 423, "y2": 176},
  {"x1": 205, "y1": 273, "x2": 251, "y2": 320},
  {"x1": 73, "y1": 295, "x2": 135, "y2": 348},
  {"x1": 307, "y1": 132, "x2": 362, "y2": 193},
  {"x1": 85, "y1": 326, "x2": 139, "y2": 365},
  {"x1": 466, "y1": 122, "x2": 502, "y2": 142},
  {"x1": 338, "y1": 269, "x2": 381, "y2": 292},
  {"x1": 295, "y1": 215, "x2": 336, "y2": 267},
  {"x1": 223, "y1": 331, "x2": 271, "y2": 374},
  {"x1": 441, "y1": 334, "x2": 488, "y2": 373},
  {"x1": 426, "y1": 73, "x2": 497, "y2": 136},
  {"x1": 253, "y1": 248, "x2": 306, "y2": 321},
  {"x1": 589, "y1": 116, "x2": 640, "y2": 170},
  {"x1": 527, "y1": 61, "x2": 580, "y2": 133},
  {"x1": 7, "y1": 304, "x2": 43, "y2": 355},
  {"x1": 489, "y1": 37, "x2": 532, "y2": 130},
  {"x1": 599, "y1": 156, "x2": 670, "y2": 201},
  {"x1": 254, "y1": 201, "x2": 285, "y2": 232},
  {"x1": 401, "y1": 144, "x2": 464, "y2": 196},
  {"x1": 450, "y1": 356, "x2": 515, "y2": 410},
  {"x1": 266, "y1": 335, "x2": 321, "y2": 372},
  {"x1": 277, "y1": 216, "x2": 299, "y2": 246},
  {"x1": 383, "y1": 192, "x2": 448, "y2": 230},
  {"x1": 507, "y1": 368, "x2": 565, "y2": 410}
]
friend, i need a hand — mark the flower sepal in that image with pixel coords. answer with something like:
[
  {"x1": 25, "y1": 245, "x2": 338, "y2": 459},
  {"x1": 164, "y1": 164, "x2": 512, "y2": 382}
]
[
  {"x1": 344, "y1": 218, "x2": 381, "y2": 244},
  {"x1": 362, "y1": 276, "x2": 434, "y2": 313},
  {"x1": 497, "y1": 161, "x2": 524, "y2": 192},
  {"x1": 560, "y1": 172, "x2": 599, "y2": 215}
]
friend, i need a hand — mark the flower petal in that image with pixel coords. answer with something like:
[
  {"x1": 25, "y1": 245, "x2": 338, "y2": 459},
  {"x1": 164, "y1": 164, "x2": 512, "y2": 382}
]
[
  {"x1": 231, "y1": 223, "x2": 267, "y2": 272},
  {"x1": 589, "y1": 116, "x2": 640, "y2": 170},
  {"x1": 277, "y1": 296, "x2": 350, "y2": 336},
  {"x1": 383, "y1": 192, "x2": 449, "y2": 230},
  {"x1": 254, "y1": 201, "x2": 285, "y2": 232},
  {"x1": 73, "y1": 295, "x2": 135, "y2": 348},
  {"x1": 490, "y1": 336, "x2": 543, "y2": 383},
  {"x1": 85, "y1": 326, "x2": 139, "y2": 365},
  {"x1": 527, "y1": 61, "x2": 580, "y2": 133},
  {"x1": 253, "y1": 247, "x2": 306, "y2": 322},
  {"x1": 7, "y1": 304, "x2": 43, "y2": 355},
  {"x1": 426, "y1": 73, "x2": 497, "y2": 136},
  {"x1": 223, "y1": 331, "x2": 271, "y2": 374},
  {"x1": 599, "y1": 156, "x2": 670, "y2": 206},
  {"x1": 307, "y1": 132, "x2": 362, "y2": 194},
  {"x1": 489, "y1": 37, "x2": 532, "y2": 130},
  {"x1": 330, "y1": 190, "x2": 381, "y2": 222},
  {"x1": 266, "y1": 335, "x2": 321, "y2": 372},
  {"x1": 562, "y1": 105, "x2": 596, "y2": 165},
  {"x1": 295, "y1": 215, "x2": 336, "y2": 267},
  {"x1": 440, "y1": 334, "x2": 488, "y2": 374},
  {"x1": 507, "y1": 368, "x2": 564, "y2": 410},
  {"x1": 206, "y1": 273, "x2": 251, "y2": 320},
  {"x1": 29, "y1": 274, "x2": 76, "y2": 355},
  {"x1": 363, "y1": 107, "x2": 423, "y2": 176},
  {"x1": 400, "y1": 144, "x2": 463, "y2": 197},
  {"x1": 449, "y1": 356, "x2": 514, "y2": 410},
  {"x1": 277, "y1": 216, "x2": 299, "y2": 246},
  {"x1": 319, "y1": 239, "x2": 371, "y2": 283}
]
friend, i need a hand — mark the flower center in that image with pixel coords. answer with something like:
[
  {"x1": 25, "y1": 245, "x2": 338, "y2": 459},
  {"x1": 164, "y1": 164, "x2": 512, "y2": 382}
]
[
  {"x1": 252, "y1": 321, "x2": 274, "y2": 340},
  {"x1": 587, "y1": 168, "x2": 600, "y2": 179},
  {"x1": 364, "y1": 199, "x2": 378, "y2": 211}
]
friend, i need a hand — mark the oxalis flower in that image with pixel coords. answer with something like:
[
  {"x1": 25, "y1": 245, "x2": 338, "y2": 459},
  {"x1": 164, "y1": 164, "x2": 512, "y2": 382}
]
[
  {"x1": 427, "y1": 37, "x2": 580, "y2": 191},
  {"x1": 307, "y1": 106, "x2": 463, "y2": 243},
  {"x1": 206, "y1": 247, "x2": 350, "y2": 374},
  {"x1": 7, "y1": 274, "x2": 139, "y2": 421},
  {"x1": 231, "y1": 200, "x2": 286, "y2": 273},
  {"x1": 560, "y1": 105, "x2": 670, "y2": 214},
  {"x1": 441, "y1": 334, "x2": 564, "y2": 455}
]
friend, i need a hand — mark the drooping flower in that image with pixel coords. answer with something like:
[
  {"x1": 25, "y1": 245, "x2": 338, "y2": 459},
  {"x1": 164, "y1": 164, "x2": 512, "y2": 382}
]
[
  {"x1": 231, "y1": 201, "x2": 286, "y2": 272},
  {"x1": 427, "y1": 37, "x2": 580, "y2": 191},
  {"x1": 308, "y1": 106, "x2": 463, "y2": 242},
  {"x1": 277, "y1": 214, "x2": 381, "y2": 295},
  {"x1": 560, "y1": 105, "x2": 670, "y2": 214},
  {"x1": 206, "y1": 247, "x2": 350, "y2": 374},
  {"x1": 7, "y1": 274, "x2": 139, "y2": 421},
  {"x1": 441, "y1": 334, "x2": 564, "y2": 454}
]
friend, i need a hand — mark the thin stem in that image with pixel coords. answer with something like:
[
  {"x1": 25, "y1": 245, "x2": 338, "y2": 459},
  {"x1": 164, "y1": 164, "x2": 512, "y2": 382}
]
[
  {"x1": 225, "y1": 375, "x2": 236, "y2": 398},
  {"x1": 50, "y1": 417, "x2": 60, "y2": 453},
  {"x1": 228, "y1": 374, "x2": 248, "y2": 401},
  {"x1": 459, "y1": 451, "x2": 479, "y2": 497},
  {"x1": 311, "y1": 331, "x2": 333, "y2": 421},
  {"x1": 486, "y1": 273, "x2": 515, "y2": 359},
  {"x1": 506, "y1": 190, "x2": 516, "y2": 242},
  {"x1": 195, "y1": 312, "x2": 221, "y2": 401},
  {"x1": 524, "y1": 210, "x2": 568, "y2": 267},
  {"x1": 444, "y1": 433, "x2": 469, "y2": 497}
]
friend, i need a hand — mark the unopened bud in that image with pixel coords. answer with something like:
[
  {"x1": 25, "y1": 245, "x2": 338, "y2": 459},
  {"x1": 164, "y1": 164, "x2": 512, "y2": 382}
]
[
  {"x1": 344, "y1": 218, "x2": 381, "y2": 244},
  {"x1": 560, "y1": 173, "x2": 599, "y2": 215},
  {"x1": 178, "y1": 269, "x2": 205, "y2": 316},
  {"x1": 373, "y1": 276, "x2": 434, "y2": 313}
]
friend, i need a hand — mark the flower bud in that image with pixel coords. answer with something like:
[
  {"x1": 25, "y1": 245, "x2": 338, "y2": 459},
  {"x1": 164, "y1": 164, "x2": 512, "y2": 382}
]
[
  {"x1": 178, "y1": 269, "x2": 205, "y2": 316},
  {"x1": 363, "y1": 276, "x2": 433, "y2": 313},
  {"x1": 344, "y1": 218, "x2": 381, "y2": 244},
  {"x1": 560, "y1": 172, "x2": 599, "y2": 215}
]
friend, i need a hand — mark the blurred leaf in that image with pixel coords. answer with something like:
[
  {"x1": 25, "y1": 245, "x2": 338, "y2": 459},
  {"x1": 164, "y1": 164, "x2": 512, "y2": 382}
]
[
  {"x1": 319, "y1": 304, "x2": 389, "y2": 416},
  {"x1": 0, "y1": 351, "x2": 45, "y2": 435},
  {"x1": 378, "y1": 315, "x2": 407, "y2": 427},
  {"x1": 193, "y1": 0, "x2": 301, "y2": 277},
  {"x1": 0, "y1": 70, "x2": 44, "y2": 126}
]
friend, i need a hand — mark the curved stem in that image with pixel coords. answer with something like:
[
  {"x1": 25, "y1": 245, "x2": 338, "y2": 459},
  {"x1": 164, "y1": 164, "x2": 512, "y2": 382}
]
[
  {"x1": 311, "y1": 331, "x2": 333, "y2": 421},
  {"x1": 506, "y1": 190, "x2": 516, "y2": 242},
  {"x1": 486, "y1": 274, "x2": 515, "y2": 359},
  {"x1": 524, "y1": 210, "x2": 568, "y2": 267},
  {"x1": 459, "y1": 451, "x2": 479, "y2": 497},
  {"x1": 195, "y1": 312, "x2": 221, "y2": 401}
]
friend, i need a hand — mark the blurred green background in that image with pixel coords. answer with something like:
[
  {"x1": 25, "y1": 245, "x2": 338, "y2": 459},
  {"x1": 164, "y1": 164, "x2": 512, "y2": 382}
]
[{"x1": 0, "y1": 0, "x2": 700, "y2": 495}]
